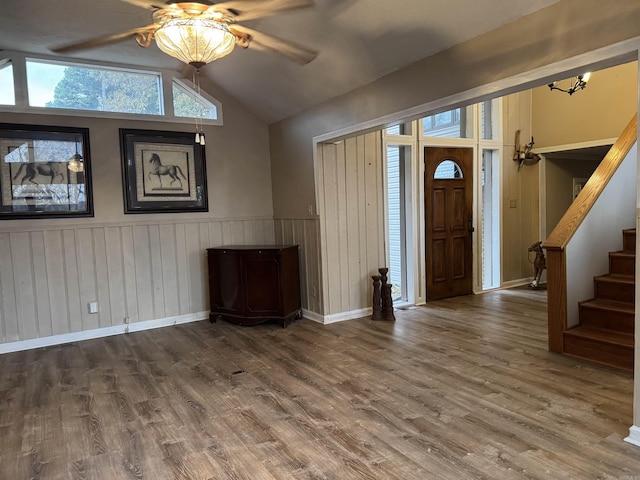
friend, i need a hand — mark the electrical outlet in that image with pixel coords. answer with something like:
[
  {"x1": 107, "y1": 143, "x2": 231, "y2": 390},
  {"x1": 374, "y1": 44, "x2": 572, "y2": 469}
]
[
  {"x1": 124, "y1": 316, "x2": 130, "y2": 324},
  {"x1": 87, "y1": 301, "x2": 98, "y2": 314},
  {"x1": 307, "y1": 204, "x2": 313, "y2": 215},
  {"x1": 509, "y1": 198, "x2": 517, "y2": 208}
]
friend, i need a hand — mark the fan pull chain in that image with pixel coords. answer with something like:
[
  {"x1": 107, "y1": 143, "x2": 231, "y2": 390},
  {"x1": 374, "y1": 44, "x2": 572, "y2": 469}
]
[{"x1": 193, "y1": 67, "x2": 206, "y2": 145}]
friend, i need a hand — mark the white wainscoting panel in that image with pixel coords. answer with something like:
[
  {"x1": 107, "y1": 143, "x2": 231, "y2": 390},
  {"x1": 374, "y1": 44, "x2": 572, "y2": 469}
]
[
  {"x1": 316, "y1": 132, "x2": 385, "y2": 317},
  {"x1": 274, "y1": 217, "x2": 322, "y2": 315},
  {"x1": 0, "y1": 218, "x2": 274, "y2": 347}
]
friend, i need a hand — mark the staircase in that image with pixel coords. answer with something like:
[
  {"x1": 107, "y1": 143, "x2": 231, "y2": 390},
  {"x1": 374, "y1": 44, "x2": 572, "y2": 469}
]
[{"x1": 562, "y1": 228, "x2": 635, "y2": 371}]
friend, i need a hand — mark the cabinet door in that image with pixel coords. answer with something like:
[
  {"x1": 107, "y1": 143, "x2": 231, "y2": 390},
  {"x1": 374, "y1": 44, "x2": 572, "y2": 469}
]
[
  {"x1": 243, "y1": 252, "x2": 281, "y2": 316},
  {"x1": 209, "y1": 250, "x2": 243, "y2": 315}
]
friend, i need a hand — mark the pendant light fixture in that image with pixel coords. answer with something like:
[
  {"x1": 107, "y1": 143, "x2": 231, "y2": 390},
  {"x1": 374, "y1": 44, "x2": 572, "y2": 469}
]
[{"x1": 548, "y1": 72, "x2": 591, "y2": 95}]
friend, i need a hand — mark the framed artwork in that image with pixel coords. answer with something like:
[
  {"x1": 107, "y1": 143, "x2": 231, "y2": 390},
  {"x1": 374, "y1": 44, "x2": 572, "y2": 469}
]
[
  {"x1": 120, "y1": 129, "x2": 208, "y2": 214},
  {"x1": 0, "y1": 123, "x2": 93, "y2": 219}
]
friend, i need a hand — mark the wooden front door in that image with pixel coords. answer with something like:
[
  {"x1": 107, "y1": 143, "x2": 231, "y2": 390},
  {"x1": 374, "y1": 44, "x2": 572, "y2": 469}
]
[{"x1": 425, "y1": 147, "x2": 473, "y2": 300}]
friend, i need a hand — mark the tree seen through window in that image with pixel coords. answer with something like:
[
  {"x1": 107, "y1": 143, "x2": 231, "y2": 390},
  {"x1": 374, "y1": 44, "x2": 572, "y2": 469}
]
[{"x1": 46, "y1": 66, "x2": 161, "y2": 115}]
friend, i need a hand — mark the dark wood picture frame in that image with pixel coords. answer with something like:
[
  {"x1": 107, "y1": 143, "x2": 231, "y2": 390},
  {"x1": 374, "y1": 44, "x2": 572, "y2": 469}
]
[
  {"x1": 120, "y1": 128, "x2": 208, "y2": 214},
  {"x1": 0, "y1": 123, "x2": 93, "y2": 220}
]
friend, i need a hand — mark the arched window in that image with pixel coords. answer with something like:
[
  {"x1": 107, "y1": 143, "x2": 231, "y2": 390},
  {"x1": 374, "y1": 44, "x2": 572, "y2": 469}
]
[{"x1": 434, "y1": 159, "x2": 463, "y2": 179}]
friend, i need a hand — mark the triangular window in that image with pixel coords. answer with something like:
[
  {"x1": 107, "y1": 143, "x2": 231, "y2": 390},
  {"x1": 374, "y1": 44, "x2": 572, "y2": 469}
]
[{"x1": 172, "y1": 79, "x2": 219, "y2": 121}]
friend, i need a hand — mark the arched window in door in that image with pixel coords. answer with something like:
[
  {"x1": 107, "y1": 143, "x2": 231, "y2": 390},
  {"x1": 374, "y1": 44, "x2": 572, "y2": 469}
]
[{"x1": 434, "y1": 159, "x2": 463, "y2": 179}]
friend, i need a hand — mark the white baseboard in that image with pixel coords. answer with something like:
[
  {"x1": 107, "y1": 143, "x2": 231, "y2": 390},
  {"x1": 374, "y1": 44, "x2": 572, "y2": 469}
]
[
  {"x1": 301, "y1": 309, "x2": 325, "y2": 324},
  {"x1": 625, "y1": 425, "x2": 640, "y2": 448},
  {"x1": 0, "y1": 311, "x2": 209, "y2": 354},
  {"x1": 302, "y1": 307, "x2": 372, "y2": 324},
  {"x1": 322, "y1": 307, "x2": 372, "y2": 324}
]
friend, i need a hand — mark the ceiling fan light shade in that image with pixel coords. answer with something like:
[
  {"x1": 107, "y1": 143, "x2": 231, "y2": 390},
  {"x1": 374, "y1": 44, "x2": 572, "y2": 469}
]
[
  {"x1": 67, "y1": 153, "x2": 84, "y2": 173},
  {"x1": 154, "y1": 18, "x2": 236, "y2": 68}
]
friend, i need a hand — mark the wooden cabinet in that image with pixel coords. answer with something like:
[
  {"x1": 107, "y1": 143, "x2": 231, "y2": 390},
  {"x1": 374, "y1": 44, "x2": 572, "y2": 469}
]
[{"x1": 207, "y1": 245, "x2": 302, "y2": 327}]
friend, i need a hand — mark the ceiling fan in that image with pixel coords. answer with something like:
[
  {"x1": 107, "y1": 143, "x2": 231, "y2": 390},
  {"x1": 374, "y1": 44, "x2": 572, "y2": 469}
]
[{"x1": 51, "y1": 0, "x2": 318, "y2": 68}]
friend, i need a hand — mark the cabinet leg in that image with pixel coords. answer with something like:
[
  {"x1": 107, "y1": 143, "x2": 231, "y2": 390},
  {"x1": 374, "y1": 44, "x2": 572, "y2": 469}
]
[{"x1": 209, "y1": 314, "x2": 217, "y2": 324}]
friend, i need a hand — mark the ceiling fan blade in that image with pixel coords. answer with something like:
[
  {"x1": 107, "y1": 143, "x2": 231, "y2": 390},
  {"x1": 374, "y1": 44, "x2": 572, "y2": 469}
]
[
  {"x1": 51, "y1": 26, "x2": 158, "y2": 54},
  {"x1": 230, "y1": 24, "x2": 317, "y2": 64},
  {"x1": 118, "y1": 0, "x2": 167, "y2": 9},
  {"x1": 213, "y1": 0, "x2": 313, "y2": 21}
]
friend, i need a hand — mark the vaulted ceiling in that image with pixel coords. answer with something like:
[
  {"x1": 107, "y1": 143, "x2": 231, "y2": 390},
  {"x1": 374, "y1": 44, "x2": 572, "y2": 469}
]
[{"x1": 0, "y1": 0, "x2": 559, "y2": 123}]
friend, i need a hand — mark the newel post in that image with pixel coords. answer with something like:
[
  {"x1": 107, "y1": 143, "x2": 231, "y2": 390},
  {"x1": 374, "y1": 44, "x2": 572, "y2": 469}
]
[{"x1": 545, "y1": 246, "x2": 567, "y2": 352}]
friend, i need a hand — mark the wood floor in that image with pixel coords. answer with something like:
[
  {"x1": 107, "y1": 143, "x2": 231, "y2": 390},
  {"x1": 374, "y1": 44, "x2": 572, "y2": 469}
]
[{"x1": 1, "y1": 287, "x2": 639, "y2": 479}]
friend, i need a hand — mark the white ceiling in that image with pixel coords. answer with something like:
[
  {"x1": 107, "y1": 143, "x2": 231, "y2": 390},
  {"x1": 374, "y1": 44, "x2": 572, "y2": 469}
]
[{"x1": 0, "y1": 0, "x2": 559, "y2": 123}]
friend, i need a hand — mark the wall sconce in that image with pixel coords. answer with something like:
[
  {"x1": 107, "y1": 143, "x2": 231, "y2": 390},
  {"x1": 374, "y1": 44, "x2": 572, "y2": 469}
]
[{"x1": 548, "y1": 72, "x2": 591, "y2": 95}]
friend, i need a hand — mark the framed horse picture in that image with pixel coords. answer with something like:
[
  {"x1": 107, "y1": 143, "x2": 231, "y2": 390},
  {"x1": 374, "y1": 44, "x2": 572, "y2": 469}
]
[
  {"x1": 119, "y1": 129, "x2": 208, "y2": 214},
  {"x1": 0, "y1": 123, "x2": 93, "y2": 219}
]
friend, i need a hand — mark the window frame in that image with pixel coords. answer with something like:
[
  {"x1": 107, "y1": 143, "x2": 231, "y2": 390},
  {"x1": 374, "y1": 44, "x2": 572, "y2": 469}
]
[
  {"x1": 172, "y1": 77, "x2": 222, "y2": 122},
  {"x1": 382, "y1": 134, "x2": 419, "y2": 307},
  {"x1": 0, "y1": 51, "x2": 223, "y2": 126},
  {"x1": 384, "y1": 143, "x2": 411, "y2": 303},
  {"x1": 421, "y1": 105, "x2": 473, "y2": 139},
  {"x1": 25, "y1": 56, "x2": 165, "y2": 115},
  {"x1": 0, "y1": 59, "x2": 15, "y2": 106}
]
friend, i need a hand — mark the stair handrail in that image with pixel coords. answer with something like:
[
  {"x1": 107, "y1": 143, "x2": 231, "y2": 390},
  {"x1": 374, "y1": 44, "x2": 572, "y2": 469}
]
[
  {"x1": 545, "y1": 114, "x2": 637, "y2": 249},
  {"x1": 543, "y1": 113, "x2": 637, "y2": 352}
]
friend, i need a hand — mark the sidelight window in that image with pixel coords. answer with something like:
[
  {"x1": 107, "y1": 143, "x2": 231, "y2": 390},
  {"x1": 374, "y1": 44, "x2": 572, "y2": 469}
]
[
  {"x1": 482, "y1": 149, "x2": 500, "y2": 289},
  {"x1": 385, "y1": 144, "x2": 411, "y2": 302}
]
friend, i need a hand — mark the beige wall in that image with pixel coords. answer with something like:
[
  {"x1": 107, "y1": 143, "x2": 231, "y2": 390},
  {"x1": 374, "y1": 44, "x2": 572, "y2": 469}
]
[
  {"x1": 532, "y1": 62, "x2": 638, "y2": 149},
  {"x1": 0, "y1": 76, "x2": 276, "y2": 347},
  {"x1": 1, "y1": 80, "x2": 273, "y2": 226}
]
